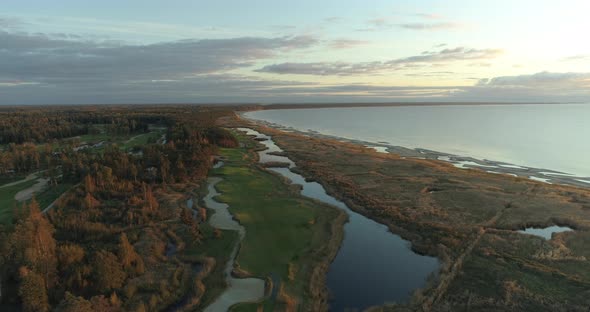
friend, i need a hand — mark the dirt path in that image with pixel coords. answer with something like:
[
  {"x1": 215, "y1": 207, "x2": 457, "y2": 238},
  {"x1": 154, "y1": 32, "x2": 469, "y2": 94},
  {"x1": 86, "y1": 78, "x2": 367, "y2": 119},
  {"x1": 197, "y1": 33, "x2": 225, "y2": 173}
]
[
  {"x1": 125, "y1": 133, "x2": 145, "y2": 144},
  {"x1": 42, "y1": 183, "x2": 79, "y2": 214},
  {"x1": 422, "y1": 202, "x2": 514, "y2": 311}
]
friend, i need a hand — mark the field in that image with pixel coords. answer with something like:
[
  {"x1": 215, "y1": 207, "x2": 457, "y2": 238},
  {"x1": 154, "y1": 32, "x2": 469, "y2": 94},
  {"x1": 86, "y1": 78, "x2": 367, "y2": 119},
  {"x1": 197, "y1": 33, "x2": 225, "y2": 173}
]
[
  {"x1": 0, "y1": 179, "x2": 38, "y2": 224},
  {"x1": 69, "y1": 125, "x2": 166, "y2": 152},
  {"x1": 0, "y1": 176, "x2": 71, "y2": 224},
  {"x1": 208, "y1": 132, "x2": 345, "y2": 311}
]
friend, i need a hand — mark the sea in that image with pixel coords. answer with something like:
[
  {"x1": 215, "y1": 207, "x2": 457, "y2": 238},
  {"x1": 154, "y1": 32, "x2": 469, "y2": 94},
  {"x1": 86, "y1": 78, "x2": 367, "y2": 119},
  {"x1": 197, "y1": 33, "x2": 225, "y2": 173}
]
[{"x1": 244, "y1": 104, "x2": 590, "y2": 181}]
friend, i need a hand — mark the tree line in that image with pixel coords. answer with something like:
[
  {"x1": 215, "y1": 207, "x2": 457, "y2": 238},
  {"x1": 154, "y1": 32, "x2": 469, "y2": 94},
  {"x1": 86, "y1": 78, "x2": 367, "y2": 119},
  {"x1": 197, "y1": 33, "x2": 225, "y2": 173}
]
[{"x1": 0, "y1": 105, "x2": 238, "y2": 311}]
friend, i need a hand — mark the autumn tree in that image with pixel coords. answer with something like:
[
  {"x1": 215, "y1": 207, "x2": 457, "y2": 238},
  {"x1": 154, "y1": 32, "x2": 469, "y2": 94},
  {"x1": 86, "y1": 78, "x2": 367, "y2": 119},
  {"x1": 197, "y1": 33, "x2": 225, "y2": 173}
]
[
  {"x1": 11, "y1": 198, "x2": 57, "y2": 289},
  {"x1": 93, "y1": 250, "x2": 126, "y2": 292},
  {"x1": 57, "y1": 243, "x2": 85, "y2": 269},
  {"x1": 55, "y1": 292, "x2": 93, "y2": 312},
  {"x1": 199, "y1": 207, "x2": 207, "y2": 222},
  {"x1": 180, "y1": 208, "x2": 193, "y2": 226},
  {"x1": 84, "y1": 174, "x2": 95, "y2": 194},
  {"x1": 18, "y1": 267, "x2": 49, "y2": 312},
  {"x1": 118, "y1": 233, "x2": 144, "y2": 276}
]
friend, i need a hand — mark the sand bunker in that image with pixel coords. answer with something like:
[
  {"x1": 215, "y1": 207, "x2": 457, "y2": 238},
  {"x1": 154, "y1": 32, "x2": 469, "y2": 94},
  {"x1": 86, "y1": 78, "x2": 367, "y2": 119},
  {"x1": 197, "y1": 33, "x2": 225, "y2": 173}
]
[{"x1": 14, "y1": 177, "x2": 49, "y2": 202}]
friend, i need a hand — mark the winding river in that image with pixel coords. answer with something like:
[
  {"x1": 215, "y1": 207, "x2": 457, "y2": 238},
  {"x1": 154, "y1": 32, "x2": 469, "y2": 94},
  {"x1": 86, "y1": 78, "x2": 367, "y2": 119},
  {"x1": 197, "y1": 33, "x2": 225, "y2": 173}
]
[{"x1": 238, "y1": 128, "x2": 440, "y2": 311}]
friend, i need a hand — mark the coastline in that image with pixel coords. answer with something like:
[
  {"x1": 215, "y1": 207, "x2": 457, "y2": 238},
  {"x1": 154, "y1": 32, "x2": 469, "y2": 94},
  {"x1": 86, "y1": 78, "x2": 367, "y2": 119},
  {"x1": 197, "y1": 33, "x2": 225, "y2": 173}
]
[
  {"x1": 223, "y1": 111, "x2": 590, "y2": 310},
  {"x1": 225, "y1": 114, "x2": 448, "y2": 309},
  {"x1": 238, "y1": 110, "x2": 590, "y2": 189}
]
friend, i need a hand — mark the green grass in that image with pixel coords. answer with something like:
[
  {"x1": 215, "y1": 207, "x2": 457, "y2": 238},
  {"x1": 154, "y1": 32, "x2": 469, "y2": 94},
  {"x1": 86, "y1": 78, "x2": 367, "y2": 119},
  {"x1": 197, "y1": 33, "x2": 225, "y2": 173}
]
[
  {"x1": 0, "y1": 178, "x2": 73, "y2": 224},
  {"x1": 77, "y1": 132, "x2": 111, "y2": 143},
  {"x1": 0, "y1": 173, "x2": 28, "y2": 186},
  {"x1": 215, "y1": 147, "x2": 316, "y2": 273},
  {"x1": 0, "y1": 179, "x2": 38, "y2": 224},
  {"x1": 209, "y1": 139, "x2": 343, "y2": 311},
  {"x1": 119, "y1": 130, "x2": 164, "y2": 150},
  {"x1": 34, "y1": 182, "x2": 74, "y2": 210}
]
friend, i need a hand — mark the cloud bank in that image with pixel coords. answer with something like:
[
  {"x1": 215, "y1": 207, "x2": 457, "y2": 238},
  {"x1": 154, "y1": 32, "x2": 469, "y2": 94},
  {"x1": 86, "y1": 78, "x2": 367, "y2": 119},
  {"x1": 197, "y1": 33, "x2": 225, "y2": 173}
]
[
  {"x1": 256, "y1": 47, "x2": 503, "y2": 76},
  {"x1": 0, "y1": 15, "x2": 588, "y2": 105}
]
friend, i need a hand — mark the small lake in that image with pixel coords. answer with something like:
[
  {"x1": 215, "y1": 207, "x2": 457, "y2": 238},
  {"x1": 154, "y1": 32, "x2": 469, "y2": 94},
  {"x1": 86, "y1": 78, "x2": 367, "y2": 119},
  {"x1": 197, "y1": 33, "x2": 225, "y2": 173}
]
[
  {"x1": 239, "y1": 128, "x2": 440, "y2": 311},
  {"x1": 519, "y1": 226, "x2": 573, "y2": 240}
]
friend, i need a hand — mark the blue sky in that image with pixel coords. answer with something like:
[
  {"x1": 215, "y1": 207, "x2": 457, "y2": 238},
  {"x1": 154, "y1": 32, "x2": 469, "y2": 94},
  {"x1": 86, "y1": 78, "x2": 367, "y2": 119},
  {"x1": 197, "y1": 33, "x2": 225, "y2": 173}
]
[{"x1": 1, "y1": 0, "x2": 589, "y2": 104}]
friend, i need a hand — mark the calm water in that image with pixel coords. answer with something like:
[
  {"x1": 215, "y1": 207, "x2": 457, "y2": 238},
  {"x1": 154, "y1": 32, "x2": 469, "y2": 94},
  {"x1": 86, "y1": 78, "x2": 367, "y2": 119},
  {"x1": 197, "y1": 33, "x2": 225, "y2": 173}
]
[
  {"x1": 238, "y1": 128, "x2": 439, "y2": 311},
  {"x1": 519, "y1": 226, "x2": 573, "y2": 240},
  {"x1": 245, "y1": 104, "x2": 590, "y2": 177}
]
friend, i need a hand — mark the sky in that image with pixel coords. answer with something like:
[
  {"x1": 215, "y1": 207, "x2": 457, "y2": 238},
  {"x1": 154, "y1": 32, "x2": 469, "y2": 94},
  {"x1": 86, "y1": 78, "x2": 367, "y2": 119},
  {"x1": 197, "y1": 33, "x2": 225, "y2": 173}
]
[{"x1": 1, "y1": 0, "x2": 589, "y2": 104}]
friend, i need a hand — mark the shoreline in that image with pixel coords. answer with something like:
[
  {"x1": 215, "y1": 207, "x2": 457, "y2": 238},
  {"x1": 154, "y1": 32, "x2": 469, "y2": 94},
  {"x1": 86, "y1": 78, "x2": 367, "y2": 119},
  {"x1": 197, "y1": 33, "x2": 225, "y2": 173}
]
[
  {"x1": 224, "y1": 111, "x2": 590, "y2": 309},
  {"x1": 239, "y1": 127, "x2": 433, "y2": 310},
  {"x1": 239, "y1": 111, "x2": 590, "y2": 189},
  {"x1": 225, "y1": 116, "x2": 448, "y2": 309}
]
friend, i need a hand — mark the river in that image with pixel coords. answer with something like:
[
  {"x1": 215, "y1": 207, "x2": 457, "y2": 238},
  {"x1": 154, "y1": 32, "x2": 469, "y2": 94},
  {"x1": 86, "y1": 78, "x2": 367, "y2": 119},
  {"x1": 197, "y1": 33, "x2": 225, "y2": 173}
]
[{"x1": 238, "y1": 128, "x2": 439, "y2": 311}]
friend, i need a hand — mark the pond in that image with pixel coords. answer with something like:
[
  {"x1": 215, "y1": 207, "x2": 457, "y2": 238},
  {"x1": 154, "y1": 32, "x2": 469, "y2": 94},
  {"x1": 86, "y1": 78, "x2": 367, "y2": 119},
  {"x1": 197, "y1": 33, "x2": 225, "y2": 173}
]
[{"x1": 519, "y1": 225, "x2": 573, "y2": 240}]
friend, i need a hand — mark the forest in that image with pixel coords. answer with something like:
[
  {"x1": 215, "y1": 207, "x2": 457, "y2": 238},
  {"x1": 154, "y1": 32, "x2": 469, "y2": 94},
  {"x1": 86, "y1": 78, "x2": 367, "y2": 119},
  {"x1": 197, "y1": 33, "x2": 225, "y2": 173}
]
[{"x1": 0, "y1": 105, "x2": 239, "y2": 311}]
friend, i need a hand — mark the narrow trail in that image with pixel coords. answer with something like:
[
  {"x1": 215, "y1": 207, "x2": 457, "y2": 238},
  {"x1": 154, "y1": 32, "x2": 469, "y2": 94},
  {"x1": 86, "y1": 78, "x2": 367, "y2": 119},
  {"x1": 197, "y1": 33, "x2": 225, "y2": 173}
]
[
  {"x1": 42, "y1": 183, "x2": 80, "y2": 214},
  {"x1": 422, "y1": 195, "x2": 519, "y2": 311},
  {"x1": 203, "y1": 166, "x2": 265, "y2": 312}
]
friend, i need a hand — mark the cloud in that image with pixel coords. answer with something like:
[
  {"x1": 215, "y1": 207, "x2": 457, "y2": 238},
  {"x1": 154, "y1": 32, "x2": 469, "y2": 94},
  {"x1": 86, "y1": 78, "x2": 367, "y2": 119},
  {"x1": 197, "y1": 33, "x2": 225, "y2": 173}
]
[
  {"x1": 252, "y1": 71, "x2": 590, "y2": 102},
  {"x1": 254, "y1": 84, "x2": 459, "y2": 99},
  {"x1": 324, "y1": 17, "x2": 345, "y2": 23},
  {"x1": 255, "y1": 62, "x2": 382, "y2": 76},
  {"x1": 469, "y1": 62, "x2": 492, "y2": 67},
  {"x1": 367, "y1": 18, "x2": 391, "y2": 28},
  {"x1": 256, "y1": 47, "x2": 503, "y2": 76},
  {"x1": 562, "y1": 54, "x2": 589, "y2": 61},
  {"x1": 0, "y1": 16, "x2": 25, "y2": 30},
  {"x1": 398, "y1": 13, "x2": 467, "y2": 31},
  {"x1": 3, "y1": 70, "x2": 589, "y2": 104},
  {"x1": 457, "y1": 71, "x2": 590, "y2": 102},
  {"x1": 0, "y1": 29, "x2": 322, "y2": 104},
  {"x1": 328, "y1": 39, "x2": 370, "y2": 49},
  {"x1": 270, "y1": 25, "x2": 297, "y2": 31},
  {"x1": 354, "y1": 28, "x2": 377, "y2": 32},
  {"x1": 414, "y1": 13, "x2": 444, "y2": 19},
  {"x1": 0, "y1": 72, "x2": 320, "y2": 104},
  {"x1": 476, "y1": 71, "x2": 590, "y2": 88},
  {"x1": 398, "y1": 22, "x2": 463, "y2": 30},
  {"x1": 0, "y1": 30, "x2": 318, "y2": 85},
  {"x1": 404, "y1": 71, "x2": 457, "y2": 77},
  {"x1": 359, "y1": 17, "x2": 395, "y2": 31}
]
